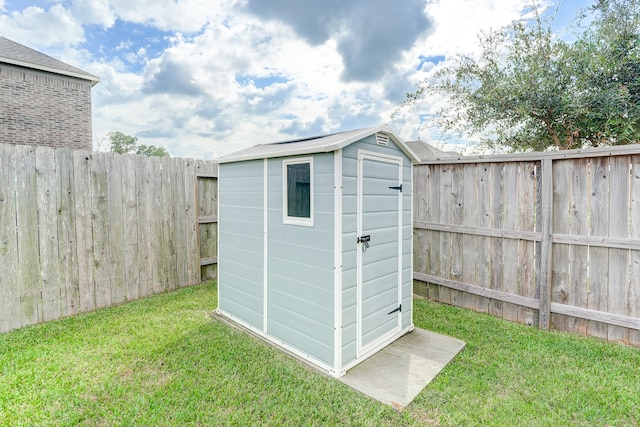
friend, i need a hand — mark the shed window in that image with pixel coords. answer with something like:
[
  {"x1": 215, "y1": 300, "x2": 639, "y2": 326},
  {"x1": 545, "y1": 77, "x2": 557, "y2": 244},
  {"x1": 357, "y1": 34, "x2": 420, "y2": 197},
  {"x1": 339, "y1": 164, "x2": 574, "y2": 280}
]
[{"x1": 283, "y1": 158, "x2": 313, "y2": 226}]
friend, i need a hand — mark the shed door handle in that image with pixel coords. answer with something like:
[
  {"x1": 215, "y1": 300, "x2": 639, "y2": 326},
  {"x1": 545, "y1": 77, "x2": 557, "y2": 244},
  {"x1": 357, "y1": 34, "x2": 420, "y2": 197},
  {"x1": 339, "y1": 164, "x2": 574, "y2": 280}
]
[{"x1": 357, "y1": 235, "x2": 371, "y2": 249}]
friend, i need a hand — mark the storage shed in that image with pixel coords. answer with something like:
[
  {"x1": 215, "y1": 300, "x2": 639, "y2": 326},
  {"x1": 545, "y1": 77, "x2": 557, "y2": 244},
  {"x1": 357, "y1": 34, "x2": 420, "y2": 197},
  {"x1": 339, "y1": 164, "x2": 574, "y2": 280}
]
[{"x1": 216, "y1": 125, "x2": 418, "y2": 377}]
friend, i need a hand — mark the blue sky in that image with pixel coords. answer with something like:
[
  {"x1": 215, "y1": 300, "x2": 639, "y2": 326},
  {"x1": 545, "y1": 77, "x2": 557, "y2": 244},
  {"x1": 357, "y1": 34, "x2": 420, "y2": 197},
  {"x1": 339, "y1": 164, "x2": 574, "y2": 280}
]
[{"x1": 1, "y1": 0, "x2": 592, "y2": 159}]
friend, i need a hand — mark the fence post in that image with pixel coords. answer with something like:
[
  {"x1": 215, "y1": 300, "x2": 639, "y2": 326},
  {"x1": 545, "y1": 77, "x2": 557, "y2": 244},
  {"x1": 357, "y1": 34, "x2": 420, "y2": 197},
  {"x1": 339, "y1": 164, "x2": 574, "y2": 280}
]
[{"x1": 538, "y1": 157, "x2": 553, "y2": 330}]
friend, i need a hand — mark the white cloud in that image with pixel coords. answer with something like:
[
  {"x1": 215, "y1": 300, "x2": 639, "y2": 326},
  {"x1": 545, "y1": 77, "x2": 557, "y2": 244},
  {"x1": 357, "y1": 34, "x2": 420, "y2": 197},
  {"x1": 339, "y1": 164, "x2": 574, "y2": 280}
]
[
  {"x1": 71, "y1": 0, "x2": 116, "y2": 28},
  {"x1": 1, "y1": 0, "x2": 582, "y2": 159},
  {"x1": 0, "y1": 4, "x2": 84, "y2": 47},
  {"x1": 102, "y1": 0, "x2": 233, "y2": 33}
]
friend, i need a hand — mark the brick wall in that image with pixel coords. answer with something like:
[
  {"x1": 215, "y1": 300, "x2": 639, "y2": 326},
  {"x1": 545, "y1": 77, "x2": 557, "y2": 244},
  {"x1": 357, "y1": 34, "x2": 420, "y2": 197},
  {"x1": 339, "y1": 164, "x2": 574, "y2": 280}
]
[{"x1": 0, "y1": 64, "x2": 93, "y2": 150}]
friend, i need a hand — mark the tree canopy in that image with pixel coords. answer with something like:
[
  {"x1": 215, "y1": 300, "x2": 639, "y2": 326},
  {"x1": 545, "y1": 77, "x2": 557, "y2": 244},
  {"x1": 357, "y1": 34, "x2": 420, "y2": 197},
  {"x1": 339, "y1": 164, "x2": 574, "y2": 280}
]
[
  {"x1": 407, "y1": 0, "x2": 640, "y2": 151},
  {"x1": 108, "y1": 131, "x2": 169, "y2": 157}
]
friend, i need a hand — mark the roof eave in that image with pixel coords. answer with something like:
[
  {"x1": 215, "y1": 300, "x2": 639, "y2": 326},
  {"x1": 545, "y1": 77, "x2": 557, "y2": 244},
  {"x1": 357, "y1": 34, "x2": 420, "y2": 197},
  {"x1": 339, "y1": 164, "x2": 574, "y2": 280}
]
[
  {"x1": 216, "y1": 124, "x2": 420, "y2": 164},
  {"x1": 0, "y1": 56, "x2": 100, "y2": 86}
]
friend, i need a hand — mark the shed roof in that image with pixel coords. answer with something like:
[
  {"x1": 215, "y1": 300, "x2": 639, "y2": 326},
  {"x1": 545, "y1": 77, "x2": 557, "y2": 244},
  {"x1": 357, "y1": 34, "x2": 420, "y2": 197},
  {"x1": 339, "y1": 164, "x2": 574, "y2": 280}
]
[
  {"x1": 217, "y1": 125, "x2": 419, "y2": 164},
  {"x1": 405, "y1": 140, "x2": 458, "y2": 162},
  {"x1": 0, "y1": 37, "x2": 99, "y2": 86}
]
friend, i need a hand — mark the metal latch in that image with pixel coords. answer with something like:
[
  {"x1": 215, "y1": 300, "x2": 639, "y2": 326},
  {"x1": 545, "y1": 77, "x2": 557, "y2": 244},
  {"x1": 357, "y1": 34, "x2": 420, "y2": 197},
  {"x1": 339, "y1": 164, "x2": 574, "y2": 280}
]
[
  {"x1": 388, "y1": 304, "x2": 402, "y2": 315},
  {"x1": 388, "y1": 184, "x2": 402, "y2": 192},
  {"x1": 357, "y1": 235, "x2": 371, "y2": 249}
]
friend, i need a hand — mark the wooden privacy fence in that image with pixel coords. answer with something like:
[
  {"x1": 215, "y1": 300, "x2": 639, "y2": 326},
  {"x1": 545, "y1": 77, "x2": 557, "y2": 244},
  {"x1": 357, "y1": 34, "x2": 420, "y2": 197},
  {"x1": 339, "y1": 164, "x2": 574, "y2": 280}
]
[
  {"x1": 413, "y1": 144, "x2": 640, "y2": 346},
  {"x1": 0, "y1": 143, "x2": 217, "y2": 333}
]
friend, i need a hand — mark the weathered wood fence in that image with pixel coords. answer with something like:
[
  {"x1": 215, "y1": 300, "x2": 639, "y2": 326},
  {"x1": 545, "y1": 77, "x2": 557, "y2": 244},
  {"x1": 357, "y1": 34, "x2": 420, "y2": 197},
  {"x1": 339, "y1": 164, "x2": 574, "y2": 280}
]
[
  {"x1": 413, "y1": 144, "x2": 640, "y2": 346},
  {"x1": 0, "y1": 143, "x2": 217, "y2": 333},
  {"x1": 4, "y1": 141, "x2": 639, "y2": 347}
]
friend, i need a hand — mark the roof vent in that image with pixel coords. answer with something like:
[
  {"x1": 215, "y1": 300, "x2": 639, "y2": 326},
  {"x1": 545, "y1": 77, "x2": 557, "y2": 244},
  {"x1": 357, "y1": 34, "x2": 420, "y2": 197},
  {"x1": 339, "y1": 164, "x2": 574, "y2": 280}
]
[{"x1": 375, "y1": 133, "x2": 389, "y2": 146}]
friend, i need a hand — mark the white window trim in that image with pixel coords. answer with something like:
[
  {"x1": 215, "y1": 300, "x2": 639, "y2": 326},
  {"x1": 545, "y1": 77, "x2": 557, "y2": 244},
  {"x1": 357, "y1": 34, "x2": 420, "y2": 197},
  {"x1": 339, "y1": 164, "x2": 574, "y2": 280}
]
[{"x1": 282, "y1": 157, "x2": 314, "y2": 227}]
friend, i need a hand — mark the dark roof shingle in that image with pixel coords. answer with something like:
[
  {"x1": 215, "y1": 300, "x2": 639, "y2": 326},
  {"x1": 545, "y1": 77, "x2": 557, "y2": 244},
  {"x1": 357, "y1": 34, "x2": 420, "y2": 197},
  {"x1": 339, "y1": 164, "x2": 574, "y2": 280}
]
[{"x1": 0, "y1": 36, "x2": 99, "y2": 85}]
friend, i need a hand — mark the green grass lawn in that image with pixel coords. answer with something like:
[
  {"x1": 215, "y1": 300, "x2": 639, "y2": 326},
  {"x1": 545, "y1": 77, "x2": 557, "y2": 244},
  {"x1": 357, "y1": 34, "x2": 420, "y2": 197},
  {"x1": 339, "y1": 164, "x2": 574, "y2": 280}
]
[{"x1": 1, "y1": 282, "x2": 638, "y2": 426}]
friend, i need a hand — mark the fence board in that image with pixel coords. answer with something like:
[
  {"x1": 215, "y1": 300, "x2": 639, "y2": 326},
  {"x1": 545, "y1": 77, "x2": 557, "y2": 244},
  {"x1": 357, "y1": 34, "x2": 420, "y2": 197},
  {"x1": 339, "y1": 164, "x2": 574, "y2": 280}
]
[
  {"x1": 450, "y1": 164, "x2": 464, "y2": 306},
  {"x1": 55, "y1": 148, "x2": 79, "y2": 317},
  {"x1": 174, "y1": 158, "x2": 188, "y2": 288},
  {"x1": 149, "y1": 156, "x2": 164, "y2": 294},
  {"x1": 438, "y1": 165, "x2": 452, "y2": 305},
  {"x1": 73, "y1": 150, "x2": 95, "y2": 312},
  {"x1": 631, "y1": 155, "x2": 640, "y2": 345},
  {"x1": 475, "y1": 164, "x2": 491, "y2": 313},
  {"x1": 122, "y1": 154, "x2": 140, "y2": 302},
  {"x1": 426, "y1": 165, "x2": 441, "y2": 300},
  {"x1": 414, "y1": 147, "x2": 640, "y2": 348},
  {"x1": 489, "y1": 163, "x2": 505, "y2": 318},
  {"x1": 36, "y1": 147, "x2": 61, "y2": 322},
  {"x1": 588, "y1": 157, "x2": 610, "y2": 339},
  {"x1": 462, "y1": 163, "x2": 480, "y2": 310},
  {"x1": 568, "y1": 158, "x2": 590, "y2": 335},
  {"x1": 107, "y1": 153, "x2": 126, "y2": 305},
  {"x1": 551, "y1": 160, "x2": 572, "y2": 332},
  {"x1": 136, "y1": 154, "x2": 153, "y2": 298},
  {"x1": 0, "y1": 144, "x2": 217, "y2": 334},
  {"x1": 502, "y1": 162, "x2": 519, "y2": 322},
  {"x1": 0, "y1": 144, "x2": 20, "y2": 332},
  {"x1": 91, "y1": 152, "x2": 111, "y2": 309},
  {"x1": 517, "y1": 162, "x2": 537, "y2": 326},
  {"x1": 164, "y1": 156, "x2": 178, "y2": 291},
  {"x1": 607, "y1": 156, "x2": 630, "y2": 343},
  {"x1": 15, "y1": 145, "x2": 41, "y2": 326}
]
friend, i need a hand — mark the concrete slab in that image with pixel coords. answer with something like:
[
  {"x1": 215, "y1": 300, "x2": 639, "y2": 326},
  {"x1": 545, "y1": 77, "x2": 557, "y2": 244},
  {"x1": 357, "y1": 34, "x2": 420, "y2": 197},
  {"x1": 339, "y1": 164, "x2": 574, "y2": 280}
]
[{"x1": 339, "y1": 328, "x2": 466, "y2": 410}]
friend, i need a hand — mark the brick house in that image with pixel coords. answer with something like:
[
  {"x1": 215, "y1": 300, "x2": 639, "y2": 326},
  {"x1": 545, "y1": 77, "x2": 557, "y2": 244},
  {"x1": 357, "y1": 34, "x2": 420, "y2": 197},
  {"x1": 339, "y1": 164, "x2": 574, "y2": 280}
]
[{"x1": 0, "y1": 37, "x2": 99, "y2": 150}]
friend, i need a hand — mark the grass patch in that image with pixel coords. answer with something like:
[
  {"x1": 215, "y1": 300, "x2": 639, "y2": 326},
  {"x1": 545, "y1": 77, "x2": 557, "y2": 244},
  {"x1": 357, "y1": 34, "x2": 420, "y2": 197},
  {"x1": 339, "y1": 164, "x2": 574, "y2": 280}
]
[{"x1": 0, "y1": 283, "x2": 638, "y2": 426}]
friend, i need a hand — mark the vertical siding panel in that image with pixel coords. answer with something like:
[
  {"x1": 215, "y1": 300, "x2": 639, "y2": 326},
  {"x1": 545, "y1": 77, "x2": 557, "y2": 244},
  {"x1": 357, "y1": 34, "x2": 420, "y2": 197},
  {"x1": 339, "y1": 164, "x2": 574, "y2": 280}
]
[
  {"x1": 588, "y1": 157, "x2": 610, "y2": 339},
  {"x1": 0, "y1": 144, "x2": 21, "y2": 332},
  {"x1": 476, "y1": 163, "x2": 491, "y2": 313},
  {"x1": 122, "y1": 154, "x2": 140, "y2": 301},
  {"x1": 462, "y1": 163, "x2": 480, "y2": 310},
  {"x1": 551, "y1": 160, "x2": 572, "y2": 332},
  {"x1": 91, "y1": 152, "x2": 111, "y2": 309},
  {"x1": 73, "y1": 150, "x2": 94, "y2": 312},
  {"x1": 607, "y1": 156, "x2": 630, "y2": 343},
  {"x1": 568, "y1": 159, "x2": 590, "y2": 335},
  {"x1": 438, "y1": 165, "x2": 452, "y2": 305},
  {"x1": 55, "y1": 148, "x2": 79, "y2": 317},
  {"x1": 501, "y1": 162, "x2": 519, "y2": 322},
  {"x1": 630, "y1": 155, "x2": 640, "y2": 346},
  {"x1": 517, "y1": 162, "x2": 537, "y2": 326}
]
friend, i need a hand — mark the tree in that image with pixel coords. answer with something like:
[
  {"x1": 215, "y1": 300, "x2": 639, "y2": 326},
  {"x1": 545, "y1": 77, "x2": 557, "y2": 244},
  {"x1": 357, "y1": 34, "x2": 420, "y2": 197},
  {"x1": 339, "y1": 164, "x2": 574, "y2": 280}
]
[
  {"x1": 407, "y1": 0, "x2": 640, "y2": 151},
  {"x1": 107, "y1": 131, "x2": 169, "y2": 157}
]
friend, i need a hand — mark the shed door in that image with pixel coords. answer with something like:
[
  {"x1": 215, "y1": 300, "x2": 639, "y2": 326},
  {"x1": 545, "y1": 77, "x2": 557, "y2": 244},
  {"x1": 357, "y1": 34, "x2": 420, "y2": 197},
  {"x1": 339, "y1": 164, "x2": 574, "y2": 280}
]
[{"x1": 356, "y1": 151, "x2": 403, "y2": 356}]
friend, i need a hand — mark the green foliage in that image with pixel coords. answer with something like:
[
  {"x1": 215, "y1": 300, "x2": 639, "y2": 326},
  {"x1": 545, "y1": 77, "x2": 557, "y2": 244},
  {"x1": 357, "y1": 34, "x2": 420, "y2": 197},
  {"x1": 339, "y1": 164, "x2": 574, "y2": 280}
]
[
  {"x1": 136, "y1": 144, "x2": 170, "y2": 157},
  {"x1": 409, "y1": 0, "x2": 640, "y2": 151},
  {"x1": 108, "y1": 131, "x2": 169, "y2": 157}
]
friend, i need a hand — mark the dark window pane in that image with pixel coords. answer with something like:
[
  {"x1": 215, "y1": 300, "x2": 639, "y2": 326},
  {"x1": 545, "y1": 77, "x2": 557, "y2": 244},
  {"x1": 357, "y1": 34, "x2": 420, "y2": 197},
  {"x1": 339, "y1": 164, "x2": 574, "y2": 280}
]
[{"x1": 287, "y1": 163, "x2": 310, "y2": 218}]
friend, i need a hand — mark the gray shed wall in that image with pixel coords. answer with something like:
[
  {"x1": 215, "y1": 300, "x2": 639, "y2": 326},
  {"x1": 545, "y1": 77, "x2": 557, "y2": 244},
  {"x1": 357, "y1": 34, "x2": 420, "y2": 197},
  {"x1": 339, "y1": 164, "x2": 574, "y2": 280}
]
[
  {"x1": 266, "y1": 153, "x2": 335, "y2": 366},
  {"x1": 218, "y1": 132, "x2": 413, "y2": 372},
  {"x1": 218, "y1": 160, "x2": 264, "y2": 330}
]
